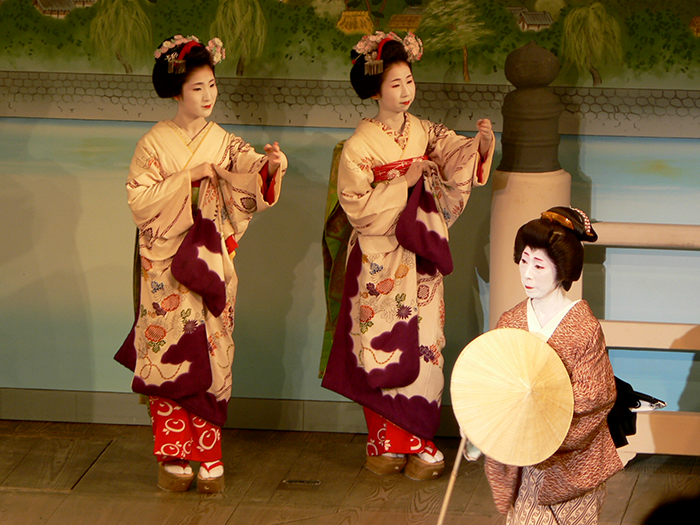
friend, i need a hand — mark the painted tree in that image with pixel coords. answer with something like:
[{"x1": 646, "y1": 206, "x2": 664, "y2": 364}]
[
  {"x1": 560, "y1": 2, "x2": 623, "y2": 86},
  {"x1": 310, "y1": 0, "x2": 346, "y2": 19},
  {"x1": 625, "y1": 8, "x2": 700, "y2": 75},
  {"x1": 89, "y1": 0, "x2": 152, "y2": 74},
  {"x1": 210, "y1": 0, "x2": 267, "y2": 76},
  {"x1": 419, "y1": 0, "x2": 491, "y2": 83}
]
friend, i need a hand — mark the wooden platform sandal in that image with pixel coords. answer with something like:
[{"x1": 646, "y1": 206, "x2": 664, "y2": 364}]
[
  {"x1": 157, "y1": 459, "x2": 195, "y2": 492},
  {"x1": 404, "y1": 454, "x2": 445, "y2": 481},
  {"x1": 197, "y1": 460, "x2": 225, "y2": 493},
  {"x1": 364, "y1": 454, "x2": 408, "y2": 475}
]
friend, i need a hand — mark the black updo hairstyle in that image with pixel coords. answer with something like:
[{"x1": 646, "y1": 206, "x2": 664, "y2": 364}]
[
  {"x1": 350, "y1": 39, "x2": 411, "y2": 100},
  {"x1": 152, "y1": 39, "x2": 215, "y2": 99},
  {"x1": 513, "y1": 206, "x2": 598, "y2": 291}
]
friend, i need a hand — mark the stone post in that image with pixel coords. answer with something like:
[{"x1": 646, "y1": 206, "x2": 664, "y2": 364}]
[{"x1": 489, "y1": 41, "x2": 576, "y2": 329}]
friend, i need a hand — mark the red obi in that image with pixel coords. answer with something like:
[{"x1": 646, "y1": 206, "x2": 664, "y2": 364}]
[{"x1": 372, "y1": 155, "x2": 429, "y2": 183}]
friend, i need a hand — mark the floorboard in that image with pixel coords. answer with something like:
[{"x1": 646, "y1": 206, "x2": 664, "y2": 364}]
[
  {"x1": 44, "y1": 493, "x2": 187, "y2": 525},
  {"x1": 225, "y1": 505, "x2": 360, "y2": 525},
  {"x1": 0, "y1": 491, "x2": 66, "y2": 523},
  {"x1": 0, "y1": 421, "x2": 698, "y2": 525},
  {"x1": 600, "y1": 469, "x2": 638, "y2": 524},
  {"x1": 1, "y1": 436, "x2": 110, "y2": 491},
  {"x1": 621, "y1": 472, "x2": 700, "y2": 525}
]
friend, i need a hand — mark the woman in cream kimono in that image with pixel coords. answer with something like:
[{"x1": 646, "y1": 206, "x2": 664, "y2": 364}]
[
  {"x1": 115, "y1": 35, "x2": 287, "y2": 493},
  {"x1": 321, "y1": 32, "x2": 494, "y2": 480},
  {"x1": 485, "y1": 207, "x2": 623, "y2": 524}
]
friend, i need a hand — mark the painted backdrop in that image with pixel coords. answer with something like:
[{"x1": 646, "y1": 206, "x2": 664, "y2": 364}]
[{"x1": 2, "y1": 0, "x2": 700, "y2": 88}]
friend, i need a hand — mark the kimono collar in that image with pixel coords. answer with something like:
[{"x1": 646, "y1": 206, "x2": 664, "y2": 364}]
[
  {"x1": 364, "y1": 114, "x2": 411, "y2": 149},
  {"x1": 527, "y1": 298, "x2": 580, "y2": 340}
]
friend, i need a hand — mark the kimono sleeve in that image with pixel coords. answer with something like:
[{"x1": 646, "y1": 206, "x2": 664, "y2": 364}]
[
  {"x1": 337, "y1": 138, "x2": 409, "y2": 237},
  {"x1": 126, "y1": 136, "x2": 193, "y2": 240},
  {"x1": 213, "y1": 135, "x2": 287, "y2": 236},
  {"x1": 484, "y1": 457, "x2": 521, "y2": 515},
  {"x1": 557, "y1": 322, "x2": 617, "y2": 451},
  {"x1": 424, "y1": 121, "x2": 495, "y2": 228}
]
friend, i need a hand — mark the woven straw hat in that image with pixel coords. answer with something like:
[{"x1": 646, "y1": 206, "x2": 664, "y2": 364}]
[{"x1": 451, "y1": 328, "x2": 574, "y2": 466}]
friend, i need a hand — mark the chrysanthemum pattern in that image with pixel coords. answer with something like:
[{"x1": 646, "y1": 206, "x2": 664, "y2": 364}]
[{"x1": 135, "y1": 256, "x2": 231, "y2": 365}]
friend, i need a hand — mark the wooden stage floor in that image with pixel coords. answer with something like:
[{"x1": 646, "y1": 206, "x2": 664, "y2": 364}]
[{"x1": 1, "y1": 420, "x2": 699, "y2": 524}]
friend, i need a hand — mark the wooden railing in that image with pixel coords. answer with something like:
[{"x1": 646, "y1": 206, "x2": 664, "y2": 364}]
[{"x1": 587, "y1": 222, "x2": 700, "y2": 455}]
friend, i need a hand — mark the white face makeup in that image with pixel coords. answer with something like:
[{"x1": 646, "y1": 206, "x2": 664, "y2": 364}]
[
  {"x1": 519, "y1": 246, "x2": 561, "y2": 301},
  {"x1": 176, "y1": 66, "x2": 218, "y2": 121},
  {"x1": 373, "y1": 61, "x2": 415, "y2": 115}
]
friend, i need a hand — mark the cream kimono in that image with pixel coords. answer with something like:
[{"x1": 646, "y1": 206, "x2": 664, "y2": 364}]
[
  {"x1": 322, "y1": 114, "x2": 494, "y2": 440},
  {"x1": 116, "y1": 120, "x2": 286, "y2": 427}
]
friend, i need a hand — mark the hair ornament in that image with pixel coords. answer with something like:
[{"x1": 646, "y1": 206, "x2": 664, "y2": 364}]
[
  {"x1": 571, "y1": 207, "x2": 594, "y2": 236},
  {"x1": 206, "y1": 37, "x2": 226, "y2": 65},
  {"x1": 541, "y1": 210, "x2": 574, "y2": 231},
  {"x1": 402, "y1": 33, "x2": 424, "y2": 63},
  {"x1": 542, "y1": 207, "x2": 597, "y2": 242},
  {"x1": 155, "y1": 35, "x2": 199, "y2": 60},
  {"x1": 154, "y1": 34, "x2": 226, "y2": 74},
  {"x1": 353, "y1": 31, "x2": 423, "y2": 75}
]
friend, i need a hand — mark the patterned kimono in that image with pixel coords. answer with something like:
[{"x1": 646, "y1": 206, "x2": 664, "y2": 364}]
[
  {"x1": 486, "y1": 299, "x2": 623, "y2": 524},
  {"x1": 115, "y1": 120, "x2": 286, "y2": 428},
  {"x1": 322, "y1": 114, "x2": 494, "y2": 443}
]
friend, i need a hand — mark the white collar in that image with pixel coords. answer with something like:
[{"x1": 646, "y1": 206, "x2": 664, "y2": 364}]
[{"x1": 527, "y1": 298, "x2": 580, "y2": 341}]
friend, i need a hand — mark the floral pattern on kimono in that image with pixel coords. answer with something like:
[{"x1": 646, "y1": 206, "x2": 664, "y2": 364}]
[
  {"x1": 115, "y1": 120, "x2": 286, "y2": 427},
  {"x1": 322, "y1": 113, "x2": 494, "y2": 441}
]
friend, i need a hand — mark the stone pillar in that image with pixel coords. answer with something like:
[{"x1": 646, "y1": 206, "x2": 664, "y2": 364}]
[{"x1": 489, "y1": 41, "x2": 574, "y2": 329}]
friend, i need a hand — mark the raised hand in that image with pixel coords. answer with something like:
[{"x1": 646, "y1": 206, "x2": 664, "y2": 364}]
[
  {"x1": 404, "y1": 159, "x2": 439, "y2": 187},
  {"x1": 476, "y1": 118, "x2": 493, "y2": 156},
  {"x1": 264, "y1": 141, "x2": 284, "y2": 175}
]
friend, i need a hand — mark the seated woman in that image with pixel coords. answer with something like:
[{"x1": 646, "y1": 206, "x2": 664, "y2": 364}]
[{"x1": 486, "y1": 206, "x2": 623, "y2": 524}]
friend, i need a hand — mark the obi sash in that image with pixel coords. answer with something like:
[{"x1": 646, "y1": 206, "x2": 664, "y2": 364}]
[{"x1": 372, "y1": 155, "x2": 429, "y2": 184}]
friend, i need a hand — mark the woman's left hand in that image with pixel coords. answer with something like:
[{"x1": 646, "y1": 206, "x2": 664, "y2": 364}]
[
  {"x1": 264, "y1": 141, "x2": 283, "y2": 175},
  {"x1": 476, "y1": 119, "x2": 493, "y2": 156}
]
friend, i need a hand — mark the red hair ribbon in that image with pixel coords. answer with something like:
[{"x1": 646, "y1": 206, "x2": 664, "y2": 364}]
[
  {"x1": 178, "y1": 40, "x2": 201, "y2": 61},
  {"x1": 375, "y1": 37, "x2": 394, "y2": 63}
]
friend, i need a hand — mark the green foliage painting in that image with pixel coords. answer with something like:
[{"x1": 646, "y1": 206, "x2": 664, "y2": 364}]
[{"x1": 1, "y1": 0, "x2": 700, "y2": 88}]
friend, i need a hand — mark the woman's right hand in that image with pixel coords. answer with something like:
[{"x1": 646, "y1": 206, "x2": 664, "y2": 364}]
[
  {"x1": 190, "y1": 162, "x2": 216, "y2": 182},
  {"x1": 404, "y1": 159, "x2": 438, "y2": 187}
]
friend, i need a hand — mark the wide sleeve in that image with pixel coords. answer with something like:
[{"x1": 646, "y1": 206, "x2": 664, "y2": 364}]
[
  {"x1": 536, "y1": 307, "x2": 622, "y2": 506},
  {"x1": 126, "y1": 136, "x2": 194, "y2": 241},
  {"x1": 484, "y1": 458, "x2": 521, "y2": 515},
  {"x1": 337, "y1": 138, "x2": 409, "y2": 237},
  {"x1": 427, "y1": 121, "x2": 494, "y2": 186},
  {"x1": 424, "y1": 121, "x2": 495, "y2": 228},
  {"x1": 557, "y1": 322, "x2": 617, "y2": 451},
  {"x1": 213, "y1": 134, "x2": 287, "y2": 239}
]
